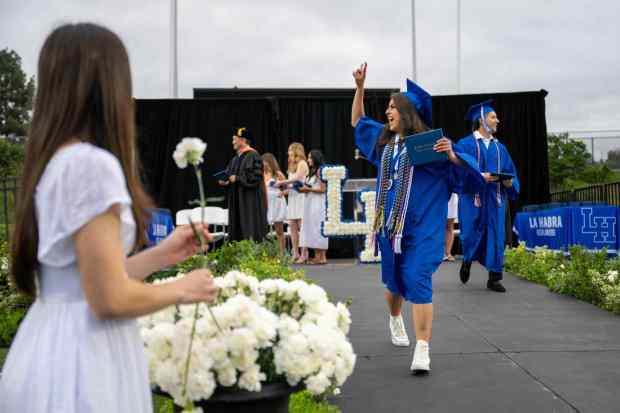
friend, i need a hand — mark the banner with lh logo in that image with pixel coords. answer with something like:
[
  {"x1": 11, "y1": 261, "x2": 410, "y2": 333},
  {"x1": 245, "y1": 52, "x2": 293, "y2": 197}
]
[{"x1": 571, "y1": 206, "x2": 618, "y2": 254}]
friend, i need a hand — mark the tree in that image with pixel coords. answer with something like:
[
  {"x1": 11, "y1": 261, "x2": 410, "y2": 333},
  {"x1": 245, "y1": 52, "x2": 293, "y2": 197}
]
[
  {"x1": 548, "y1": 133, "x2": 620, "y2": 191},
  {"x1": 0, "y1": 49, "x2": 35, "y2": 136},
  {"x1": 606, "y1": 149, "x2": 620, "y2": 169},
  {"x1": 548, "y1": 133, "x2": 591, "y2": 191}
]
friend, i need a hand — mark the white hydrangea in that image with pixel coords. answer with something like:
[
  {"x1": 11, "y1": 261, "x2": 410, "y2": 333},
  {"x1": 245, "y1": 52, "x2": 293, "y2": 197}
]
[{"x1": 140, "y1": 271, "x2": 356, "y2": 407}]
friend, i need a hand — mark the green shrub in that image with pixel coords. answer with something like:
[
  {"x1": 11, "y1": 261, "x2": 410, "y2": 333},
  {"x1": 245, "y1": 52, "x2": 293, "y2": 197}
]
[
  {"x1": 0, "y1": 304, "x2": 26, "y2": 347},
  {"x1": 505, "y1": 244, "x2": 565, "y2": 285},
  {"x1": 152, "y1": 390, "x2": 341, "y2": 413},
  {"x1": 0, "y1": 140, "x2": 24, "y2": 177},
  {"x1": 546, "y1": 246, "x2": 608, "y2": 305},
  {"x1": 0, "y1": 240, "x2": 33, "y2": 346},
  {"x1": 289, "y1": 391, "x2": 341, "y2": 413},
  {"x1": 149, "y1": 239, "x2": 302, "y2": 282},
  {"x1": 506, "y1": 243, "x2": 620, "y2": 314}
]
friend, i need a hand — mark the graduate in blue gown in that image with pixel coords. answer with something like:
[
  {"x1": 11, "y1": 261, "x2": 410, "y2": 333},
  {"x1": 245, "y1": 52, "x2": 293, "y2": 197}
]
[
  {"x1": 454, "y1": 100, "x2": 520, "y2": 292},
  {"x1": 351, "y1": 63, "x2": 484, "y2": 374}
]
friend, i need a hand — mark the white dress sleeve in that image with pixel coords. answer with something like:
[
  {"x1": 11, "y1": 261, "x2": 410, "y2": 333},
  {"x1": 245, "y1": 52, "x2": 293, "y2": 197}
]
[{"x1": 36, "y1": 144, "x2": 133, "y2": 267}]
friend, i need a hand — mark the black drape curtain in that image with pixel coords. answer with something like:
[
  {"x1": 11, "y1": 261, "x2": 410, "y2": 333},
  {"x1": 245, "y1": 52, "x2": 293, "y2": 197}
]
[{"x1": 136, "y1": 89, "x2": 549, "y2": 256}]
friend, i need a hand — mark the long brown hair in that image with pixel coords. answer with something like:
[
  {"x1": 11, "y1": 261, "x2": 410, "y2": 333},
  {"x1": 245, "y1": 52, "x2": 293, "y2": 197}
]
[
  {"x1": 377, "y1": 93, "x2": 430, "y2": 147},
  {"x1": 262, "y1": 152, "x2": 284, "y2": 178},
  {"x1": 287, "y1": 142, "x2": 306, "y2": 173},
  {"x1": 11, "y1": 23, "x2": 153, "y2": 297}
]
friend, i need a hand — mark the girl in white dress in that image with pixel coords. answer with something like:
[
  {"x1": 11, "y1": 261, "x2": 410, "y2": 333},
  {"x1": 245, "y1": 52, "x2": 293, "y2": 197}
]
[
  {"x1": 299, "y1": 150, "x2": 328, "y2": 264},
  {"x1": 0, "y1": 23, "x2": 218, "y2": 413},
  {"x1": 278, "y1": 143, "x2": 308, "y2": 263},
  {"x1": 444, "y1": 193, "x2": 459, "y2": 261},
  {"x1": 262, "y1": 153, "x2": 287, "y2": 255}
]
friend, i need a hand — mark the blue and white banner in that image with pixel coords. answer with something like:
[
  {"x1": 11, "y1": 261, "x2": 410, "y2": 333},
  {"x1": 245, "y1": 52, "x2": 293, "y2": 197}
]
[
  {"x1": 514, "y1": 207, "x2": 572, "y2": 252},
  {"x1": 515, "y1": 205, "x2": 620, "y2": 254},
  {"x1": 570, "y1": 206, "x2": 618, "y2": 253}
]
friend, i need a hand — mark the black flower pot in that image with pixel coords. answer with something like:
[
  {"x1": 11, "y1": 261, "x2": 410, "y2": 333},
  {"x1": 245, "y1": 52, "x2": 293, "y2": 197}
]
[{"x1": 155, "y1": 382, "x2": 301, "y2": 413}]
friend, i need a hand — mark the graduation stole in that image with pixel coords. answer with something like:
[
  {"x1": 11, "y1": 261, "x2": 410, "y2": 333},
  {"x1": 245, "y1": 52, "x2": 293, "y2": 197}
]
[
  {"x1": 474, "y1": 138, "x2": 502, "y2": 207},
  {"x1": 372, "y1": 139, "x2": 414, "y2": 254}
]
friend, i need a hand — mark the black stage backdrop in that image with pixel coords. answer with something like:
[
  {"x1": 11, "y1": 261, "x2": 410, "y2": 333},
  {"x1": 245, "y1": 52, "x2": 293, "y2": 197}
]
[{"x1": 136, "y1": 88, "x2": 549, "y2": 256}]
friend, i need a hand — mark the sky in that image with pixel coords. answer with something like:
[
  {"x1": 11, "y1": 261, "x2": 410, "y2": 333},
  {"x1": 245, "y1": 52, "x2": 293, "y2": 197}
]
[{"x1": 1, "y1": 0, "x2": 619, "y2": 144}]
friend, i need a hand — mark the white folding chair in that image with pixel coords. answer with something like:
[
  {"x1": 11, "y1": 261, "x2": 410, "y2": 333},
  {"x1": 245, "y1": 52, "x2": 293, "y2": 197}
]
[
  {"x1": 175, "y1": 209, "x2": 193, "y2": 226},
  {"x1": 191, "y1": 207, "x2": 228, "y2": 243}
]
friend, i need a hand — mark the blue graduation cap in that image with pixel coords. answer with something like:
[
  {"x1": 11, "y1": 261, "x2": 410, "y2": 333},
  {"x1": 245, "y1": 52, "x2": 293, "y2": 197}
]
[
  {"x1": 403, "y1": 79, "x2": 433, "y2": 128},
  {"x1": 464, "y1": 99, "x2": 495, "y2": 122}
]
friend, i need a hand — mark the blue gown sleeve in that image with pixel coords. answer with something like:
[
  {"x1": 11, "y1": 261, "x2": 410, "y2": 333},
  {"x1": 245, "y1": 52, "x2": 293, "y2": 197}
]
[
  {"x1": 448, "y1": 143, "x2": 485, "y2": 194},
  {"x1": 354, "y1": 116, "x2": 385, "y2": 168},
  {"x1": 501, "y1": 146, "x2": 520, "y2": 200}
]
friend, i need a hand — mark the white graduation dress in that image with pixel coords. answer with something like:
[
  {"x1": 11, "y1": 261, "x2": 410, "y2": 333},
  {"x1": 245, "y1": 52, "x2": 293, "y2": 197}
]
[
  {"x1": 299, "y1": 175, "x2": 328, "y2": 250},
  {"x1": 266, "y1": 178, "x2": 287, "y2": 224},
  {"x1": 286, "y1": 172, "x2": 305, "y2": 220},
  {"x1": 447, "y1": 193, "x2": 459, "y2": 220},
  {"x1": 0, "y1": 143, "x2": 152, "y2": 413}
]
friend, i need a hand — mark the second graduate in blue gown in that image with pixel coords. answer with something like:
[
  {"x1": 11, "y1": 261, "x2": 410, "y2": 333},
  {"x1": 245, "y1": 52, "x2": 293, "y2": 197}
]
[{"x1": 454, "y1": 100, "x2": 520, "y2": 288}]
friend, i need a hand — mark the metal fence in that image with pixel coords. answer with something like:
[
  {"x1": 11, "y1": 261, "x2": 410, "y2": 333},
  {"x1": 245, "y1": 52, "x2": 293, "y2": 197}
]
[
  {"x1": 0, "y1": 177, "x2": 18, "y2": 242},
  {"x1": 550, "y1": 181, "x2": 620, "y2": 206}
]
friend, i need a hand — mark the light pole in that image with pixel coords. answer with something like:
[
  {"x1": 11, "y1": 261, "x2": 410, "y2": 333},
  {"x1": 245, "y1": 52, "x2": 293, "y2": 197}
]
[
  {"x1": 170, "y1": 0, "x2": 178, "y2": 98},
  {"x1": 411, "y1": 0, "x2": 417, "y2": 81},
  {"x1": 456, "y1": 0, "x2": 461, "y2": 94}
]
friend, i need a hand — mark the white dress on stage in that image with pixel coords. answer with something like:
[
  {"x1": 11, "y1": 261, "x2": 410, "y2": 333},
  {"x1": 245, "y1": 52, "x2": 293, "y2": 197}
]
[
  {"x1": 266, "y1": 178, "x2": 287, "y2": 224},
  {"x1": 286, "y1": 171, "x2": 305, "y2": 220},
  {"x1": 448, "y1": 192, "x2": 459, "y2": 220},
  {"x1": 300, "y1": 174, "x2": 328, "y2": 250},
  {"x1": 0, "y1": 143, "x2": 152, "y2": 413}
]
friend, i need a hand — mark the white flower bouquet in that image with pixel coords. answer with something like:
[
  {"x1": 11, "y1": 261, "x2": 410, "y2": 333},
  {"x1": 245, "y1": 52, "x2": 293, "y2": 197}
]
[{"x1": 140, "y1": 271, "x2": 356, "y2": 408}]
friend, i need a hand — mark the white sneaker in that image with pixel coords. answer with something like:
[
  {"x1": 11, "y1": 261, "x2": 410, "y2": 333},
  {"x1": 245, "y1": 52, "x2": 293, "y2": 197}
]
[
  {"x1": 389, "y1": 315, "x2": 410, "y2": 347},
  {"x1": 410, "y1": 340, "x2": 431, "y2": 374}
]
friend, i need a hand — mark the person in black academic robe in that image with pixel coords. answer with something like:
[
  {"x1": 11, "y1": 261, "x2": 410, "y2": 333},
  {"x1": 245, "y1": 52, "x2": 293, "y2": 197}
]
[{"x1": 218, "y1": 127, "x2": 268, "y2": 242}]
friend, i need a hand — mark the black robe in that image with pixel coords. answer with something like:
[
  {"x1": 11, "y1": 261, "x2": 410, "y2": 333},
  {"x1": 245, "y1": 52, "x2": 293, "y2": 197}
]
[{"x1": 226, "y1": 150, "x2": 268, "y2": 242}]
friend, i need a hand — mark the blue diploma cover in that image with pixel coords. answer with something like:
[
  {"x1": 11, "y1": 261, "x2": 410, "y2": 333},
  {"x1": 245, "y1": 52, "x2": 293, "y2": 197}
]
[
  {"x1": 213, "y1": 170, "x2": 230, "y2": 181},
  {"x1": 404, "y1": 129, "x2": 448, "y2": 165},
  {"x1": 491, "y1": 172, "x2": 515, "y2": 181}
]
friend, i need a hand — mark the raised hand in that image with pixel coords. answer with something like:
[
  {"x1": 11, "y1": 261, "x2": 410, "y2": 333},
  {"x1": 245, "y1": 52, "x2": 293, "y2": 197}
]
[{"x1": 353, "y1": 62, "x2": 367, "y2": 88}]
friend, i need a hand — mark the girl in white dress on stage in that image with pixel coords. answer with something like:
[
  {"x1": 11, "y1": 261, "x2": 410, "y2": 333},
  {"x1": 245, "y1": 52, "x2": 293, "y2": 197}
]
[
  {"x1": 299, "y1": 150, "x2": 328, "y2": 264},
  {"x1": 280, "y1": 142, "x2": 308, "y2": 263},
  {"x1": 262, "y1": 153, "x2": 288, "y2": 255},
  {"x1": 0, "y1": 23, "x2": 218, "y2": 413},
  {"x1": 444, "y1": 193, "x2": 458, "y2": 261}
]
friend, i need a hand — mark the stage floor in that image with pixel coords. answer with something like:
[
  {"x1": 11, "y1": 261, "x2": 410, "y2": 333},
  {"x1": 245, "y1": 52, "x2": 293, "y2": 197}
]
[{"x1": 300, "y1": 259, "x2": 620, "y2": 413}]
